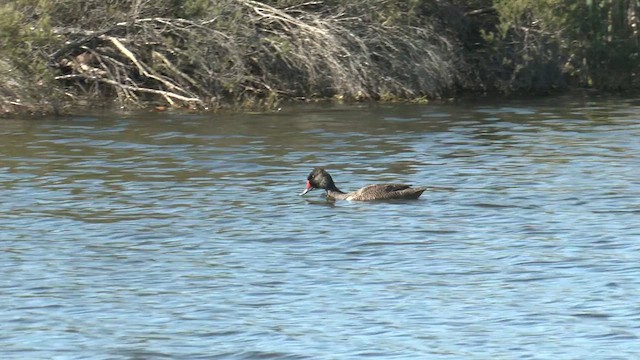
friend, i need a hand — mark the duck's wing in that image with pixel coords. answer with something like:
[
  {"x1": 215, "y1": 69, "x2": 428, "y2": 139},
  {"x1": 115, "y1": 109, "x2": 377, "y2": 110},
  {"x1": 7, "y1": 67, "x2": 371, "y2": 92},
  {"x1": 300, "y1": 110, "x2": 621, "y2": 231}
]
[
  {"x1": 351, "y1": 184, "x2": 423, "y2": 200},
  {"x1": 357, "y1": 184, "x2": 408, "y2": 193}
]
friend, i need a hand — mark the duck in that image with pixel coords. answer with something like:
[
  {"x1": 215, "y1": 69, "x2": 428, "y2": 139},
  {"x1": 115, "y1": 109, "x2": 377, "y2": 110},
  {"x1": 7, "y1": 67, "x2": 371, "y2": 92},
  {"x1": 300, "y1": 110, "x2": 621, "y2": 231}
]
[{"x1": 299, "y1": 168, "x2": 426, "y2": 201}]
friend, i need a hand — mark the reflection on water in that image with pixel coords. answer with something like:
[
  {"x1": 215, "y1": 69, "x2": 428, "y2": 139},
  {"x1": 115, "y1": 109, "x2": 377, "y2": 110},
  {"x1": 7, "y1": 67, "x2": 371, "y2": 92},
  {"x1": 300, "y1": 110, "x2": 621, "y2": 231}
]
[{"x1": 2, "y1": 95, "x2": 640, "y2": 359}]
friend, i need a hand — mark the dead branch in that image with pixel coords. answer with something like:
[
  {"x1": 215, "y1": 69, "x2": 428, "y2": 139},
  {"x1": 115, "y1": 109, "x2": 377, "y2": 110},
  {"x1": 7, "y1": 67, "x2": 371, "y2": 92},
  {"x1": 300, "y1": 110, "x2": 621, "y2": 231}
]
[
  {"x1": 49, "y1": 1, "x2": 459, "y2": 108},
  {"x1": 55, "y1": 74, "x2": 203, "y2": 104}
]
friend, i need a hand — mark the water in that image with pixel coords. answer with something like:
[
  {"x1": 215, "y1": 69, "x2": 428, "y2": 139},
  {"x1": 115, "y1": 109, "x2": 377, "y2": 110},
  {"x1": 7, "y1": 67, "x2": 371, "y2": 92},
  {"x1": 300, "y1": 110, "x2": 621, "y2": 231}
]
[{"x1": 1, "y1": 95, "x2": 640, "y2": 359}]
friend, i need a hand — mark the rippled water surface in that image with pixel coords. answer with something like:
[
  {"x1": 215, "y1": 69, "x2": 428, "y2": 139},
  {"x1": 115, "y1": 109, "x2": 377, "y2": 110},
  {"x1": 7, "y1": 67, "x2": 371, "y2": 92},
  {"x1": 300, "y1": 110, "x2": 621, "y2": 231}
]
[{"x1": 2, "y1": 96, "x2": 640, "y2": 359}]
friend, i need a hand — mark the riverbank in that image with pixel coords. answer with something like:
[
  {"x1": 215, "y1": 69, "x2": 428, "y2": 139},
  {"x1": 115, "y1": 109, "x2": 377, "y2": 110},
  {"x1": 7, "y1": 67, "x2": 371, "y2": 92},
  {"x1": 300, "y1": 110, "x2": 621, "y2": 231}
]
[{"x1": 1, "y1": 0, "x2": 639, "y2": 117}]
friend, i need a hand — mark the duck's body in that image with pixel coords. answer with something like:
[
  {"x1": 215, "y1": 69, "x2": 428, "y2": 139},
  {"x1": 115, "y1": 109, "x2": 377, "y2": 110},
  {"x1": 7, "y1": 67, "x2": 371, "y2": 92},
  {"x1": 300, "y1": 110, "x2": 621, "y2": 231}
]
[{"x1": 300, "y1": 168, "x2": 426, "y2": 201}]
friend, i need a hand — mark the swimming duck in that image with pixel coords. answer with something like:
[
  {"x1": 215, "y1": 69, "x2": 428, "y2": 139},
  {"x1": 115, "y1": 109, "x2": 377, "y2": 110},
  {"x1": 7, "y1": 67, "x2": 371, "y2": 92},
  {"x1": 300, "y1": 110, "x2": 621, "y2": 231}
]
[{"x1": 299, "y1": 168, "x2": 426, "y2": 201}]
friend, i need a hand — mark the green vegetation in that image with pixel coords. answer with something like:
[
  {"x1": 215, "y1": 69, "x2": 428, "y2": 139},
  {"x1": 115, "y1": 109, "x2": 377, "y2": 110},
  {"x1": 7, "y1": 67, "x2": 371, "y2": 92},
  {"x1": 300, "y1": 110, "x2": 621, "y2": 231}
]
[
  {"x1": 1, "y1": 0, "x2": 639, "y2": 115},
  {"x1": 487, "y1": 0, "x2": 640, "y2": 91}
]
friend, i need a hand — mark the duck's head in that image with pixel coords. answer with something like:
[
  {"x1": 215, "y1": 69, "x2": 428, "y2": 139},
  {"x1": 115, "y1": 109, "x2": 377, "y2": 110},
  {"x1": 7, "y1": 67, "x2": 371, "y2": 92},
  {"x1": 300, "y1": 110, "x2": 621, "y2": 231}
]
[{"x1": 299, "y1": 168, "x2": 336, "y2": 196}]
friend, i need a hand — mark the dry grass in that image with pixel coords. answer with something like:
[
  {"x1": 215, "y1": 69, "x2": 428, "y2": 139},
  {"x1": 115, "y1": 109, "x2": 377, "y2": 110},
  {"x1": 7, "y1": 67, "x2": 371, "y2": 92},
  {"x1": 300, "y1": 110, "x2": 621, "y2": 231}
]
[{"x1": 48, "y1": 0, "x2": 459, "y2": 110}]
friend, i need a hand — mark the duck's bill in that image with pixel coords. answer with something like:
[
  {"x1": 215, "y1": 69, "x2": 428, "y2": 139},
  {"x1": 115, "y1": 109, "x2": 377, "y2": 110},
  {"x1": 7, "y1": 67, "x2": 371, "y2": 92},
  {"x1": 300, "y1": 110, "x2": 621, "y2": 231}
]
[{"x1": 300, "y1": 180, "x2": 314, "y2": 196}]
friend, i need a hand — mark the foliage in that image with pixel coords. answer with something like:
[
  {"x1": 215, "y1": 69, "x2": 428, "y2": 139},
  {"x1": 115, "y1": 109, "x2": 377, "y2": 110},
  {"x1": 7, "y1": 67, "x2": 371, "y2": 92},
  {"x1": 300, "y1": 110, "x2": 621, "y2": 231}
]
[
  {"x1": 1, "y1": 0, "x2": 640, "y2": 115},
  {"x1": 561, "y1": 0, "x2": 640, "y2": 89},
  {"x1": 0, "y1": 1, "x2": 62, "y2": 114},
  {"x1": 0, "y1": 2, "x2": 52, "y2": 73},
  {"x1": 7, "y1": 0, "x2": 459, "y2": 110},
  {"x1": 488, "y1": 0, "x2": 640, "y2": 91}
]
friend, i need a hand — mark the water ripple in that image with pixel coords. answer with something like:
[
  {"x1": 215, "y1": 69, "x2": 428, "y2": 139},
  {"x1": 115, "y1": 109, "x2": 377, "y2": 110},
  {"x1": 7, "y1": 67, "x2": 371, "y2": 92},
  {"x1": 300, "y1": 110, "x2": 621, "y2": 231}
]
[{"x1": 1, "y1": 97, "x2": 640, "y2": 359}]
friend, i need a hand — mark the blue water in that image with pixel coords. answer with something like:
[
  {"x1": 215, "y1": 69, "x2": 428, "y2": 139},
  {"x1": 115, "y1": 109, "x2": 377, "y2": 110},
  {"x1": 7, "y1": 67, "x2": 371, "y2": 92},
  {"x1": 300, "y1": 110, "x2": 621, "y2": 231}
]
[{"x1": 1, "y1": 96, "x2": 640, "y2": 359}]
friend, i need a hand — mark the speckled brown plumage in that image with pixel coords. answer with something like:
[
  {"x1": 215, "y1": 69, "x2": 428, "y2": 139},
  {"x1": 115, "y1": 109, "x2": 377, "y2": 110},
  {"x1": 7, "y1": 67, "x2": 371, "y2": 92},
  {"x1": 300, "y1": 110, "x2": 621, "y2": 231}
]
[{"x1": 299, "y1": 168, "x2": 426, "y2": 201}]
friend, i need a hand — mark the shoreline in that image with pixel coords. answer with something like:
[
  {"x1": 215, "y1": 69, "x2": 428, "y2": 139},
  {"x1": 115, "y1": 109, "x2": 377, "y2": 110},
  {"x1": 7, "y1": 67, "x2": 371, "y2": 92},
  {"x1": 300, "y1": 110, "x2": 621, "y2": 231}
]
[{"x1": 3, "y1": 87, "x2": 636, "y2": 119}]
